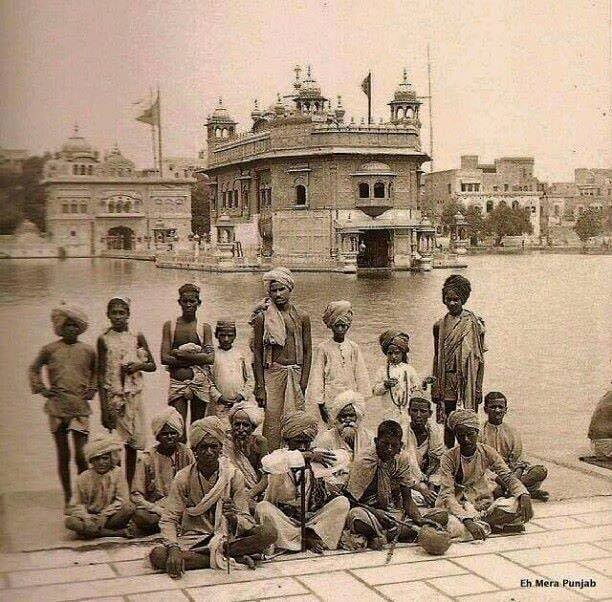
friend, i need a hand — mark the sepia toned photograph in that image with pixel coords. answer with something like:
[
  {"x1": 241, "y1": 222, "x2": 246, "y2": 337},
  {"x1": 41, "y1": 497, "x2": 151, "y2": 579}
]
[{"x1": 0, "y1": 1, "x2": 610, "y2": 600}]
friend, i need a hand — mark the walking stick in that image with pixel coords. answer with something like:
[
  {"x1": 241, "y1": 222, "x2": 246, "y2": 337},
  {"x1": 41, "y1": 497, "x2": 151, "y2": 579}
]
[
  {"x1": 299, "y1": 466, "x2": 307, "y2": 552},
  {"x1": 385, "y1": 509, "x2": 405, "y2": 564}
]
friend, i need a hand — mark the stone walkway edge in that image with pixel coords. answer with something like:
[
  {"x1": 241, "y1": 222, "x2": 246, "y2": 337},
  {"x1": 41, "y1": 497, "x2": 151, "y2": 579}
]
[{"x1": 0, "y1": 495, "x2": 610, "y2": 602}]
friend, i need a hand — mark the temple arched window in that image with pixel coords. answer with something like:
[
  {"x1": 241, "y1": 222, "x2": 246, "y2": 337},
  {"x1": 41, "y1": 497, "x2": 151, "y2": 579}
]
[
  {"x1": 499, "y1": 200, "x2": 507, "y2": 208},
  {"x1": 70, "y1": 203, "x2": 78, "y2": 213},
  {"x1": 72, "y1": 164, "x2": 78, "y2": 175},
  {"x1": 62, "y1": 203, "x2": 69, "y2": 213},
  {"x1": 80, "y1": 203, "x2": 87, "y2": 213},
  {"x1": 234, "y1": 189, "x2": 239, "y2": 208},
  {"x1": 124, "y1": 201, "x2": 131, "y2": 212},
  {"x1": 486, "y1": 200, "x2": 494, "y2": 213},
  {"x1": 358, "y1": 182, "x2": 370, "y2": 198},
  {"x1": 109, "y1": 201, "x2": 115, "y2": 213},
  {"x1": 296, "y1": 184, "x2": 307, "y2": 206},
  {"x1": 512, "y1": 200, "x2": 519, "y2": 209},
  {"x1": 79, "y1": 165, "x2": 86, "y2": 175},
  {"x1": 87, "y1": 165, "x2": 93, "y2": 175},
  {"x1": 374, "y1": 182, "x2": 385, "y2": 198}
]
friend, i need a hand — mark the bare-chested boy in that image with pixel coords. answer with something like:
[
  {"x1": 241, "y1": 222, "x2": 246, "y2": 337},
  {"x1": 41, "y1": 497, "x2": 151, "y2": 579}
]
[
  {"x1": 29, "y1": 304, "x2": 96, "y2": 506},
  {"x1": 161, "y1": 283, "x2": 214, "y2": 441}
]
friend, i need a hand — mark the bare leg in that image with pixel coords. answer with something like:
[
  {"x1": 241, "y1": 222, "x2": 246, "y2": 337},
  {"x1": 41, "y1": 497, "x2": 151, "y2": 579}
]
[
  {"x1": 227, "y1": 524, "x2": 277, "y2": 558},
  {"x1": 149, "y1": 545, "x2": 211, "y2": 571},
  {"x1": 170, "y1": 397, "x2": 188, "y2": 443},
  {"x1": 443, "y1": 400, "x2": 456, "y2": 448},
  {"x1": 99, "y1": 503, "x2": 135, "y2": 537},
  {"x1": 53, "y1": 423, "x2": 72, "y2": 505},
  {"x1": 65, "y1": 516, "x2": 99, "y2": 539},
  {"x1": 72, "y1": 430, "x2": 88, "y2": 474},
  {"x1": 132, "y1": 508, "x2": 160, "y2": 534},
  {"x1": 125, "y1": 444, "x2": 137, "y2": 488}
]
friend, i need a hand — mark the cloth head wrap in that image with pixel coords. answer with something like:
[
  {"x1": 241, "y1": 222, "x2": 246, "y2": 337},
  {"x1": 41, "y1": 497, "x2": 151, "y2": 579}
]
[
  {"x1": 190, "y1": 416, "x2": 227, "y2": 449},
  {"x1": 281, "y1": 410, "x2": 318, "y2": 441},
  {"x1": 327, "y1": 390, "x2": 364, "y2": 424},
  {"x1": 178, "y1": 283, "x2": 200, "y2": 296},
  {"x1": 262, "y1": 267, "x2": 295, "y2": 291},
  {"x1": 151, "y1": 407, "x2": 184, "y2": 438},
  {"x1": 379, "y1": 329, "x2": 410, "y2": 354},
  {"x1": 322, "y1": 300, "x2": 353, "y2": 328},
  {"x1": 51, "y1": 304, "x2": 89, "y2": 336},
  {"x1": 447, "y1": 409, "x2": 480, "y2": 432},
  {"x1": 442, "y1": 274, "x2": 471, "y2": 304},
  {"x1": 228, "y1": 401, "x2": 264, "y2": 427},
  {"x1": 84, "y1": 434, "x2": 123, "y2": 462},
  {"x1": 107, "y1": 296, "x2": 131, "y2": 311}
]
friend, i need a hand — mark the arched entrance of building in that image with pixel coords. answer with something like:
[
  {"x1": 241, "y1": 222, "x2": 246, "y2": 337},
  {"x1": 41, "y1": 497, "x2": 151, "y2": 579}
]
[
  {"x1": 107, "y1": 226, "x2": 134, "y2": 250},
  {"x1": 357, "y1": 229, "x2": 391, "y2": 268}
]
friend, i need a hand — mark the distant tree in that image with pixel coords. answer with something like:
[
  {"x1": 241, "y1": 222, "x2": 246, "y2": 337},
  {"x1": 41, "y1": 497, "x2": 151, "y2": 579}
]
[
  {"x1": 440, "y1": 199, "x2": 465, "y2": 234},
  {"x1": 463, "y1": 205, "x2": 485, "y2": 245},
  {"x1": 484, "y1": 204, "x2": 533, "y2": 246},
  {"x1": 0, "y1": 189, "x2": 24, "y2": 234},
  {"x1": 190, "y1": 178, "x2": 210, "y2": 237},
  {"x1": 574, "y1": 208, "x2": 603, "y2": 244}
]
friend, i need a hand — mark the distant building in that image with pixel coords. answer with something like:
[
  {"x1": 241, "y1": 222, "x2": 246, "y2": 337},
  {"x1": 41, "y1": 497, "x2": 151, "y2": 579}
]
[
  {"x1": 43, "y1": 126, "x2": 194, "y2": 256},
  {"x1": 543, "y1": 168, "x2": 611, "y2": 233},
  {"x1": 0, "y1": 146, "x2": 29, "y2": 175},
  {"x1": 424, "y1": 155, "x2": 544, "y2": 239},
  {"x1": 201, "y1": 66, "x2": 435, "y2": 272}
]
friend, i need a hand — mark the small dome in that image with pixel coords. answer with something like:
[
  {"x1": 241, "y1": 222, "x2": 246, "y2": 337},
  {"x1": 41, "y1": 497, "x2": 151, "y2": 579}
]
[
  {"x1": 211, "y1": 98, "x2": 234, "y2": 123},
  {"x1": 103, "y1": 145, "x2": 134, "y2": 169},
  {"x1": 360, "y1": 161, "x2": 392, "y2": 173},
  {"x1": 273, "y1": 93, "x2": 286, "y2": 115},
  {"x1": 61, "y1": 125, "x2": 96, "y2": 158},
  {"x1": 251, "y1": 99, "x2": 263, "y2": 120},
  {"x1": 297, "y1": 65, "x2": 323, "y2": 98},
  {"x1": 394, "y1": 68, "x2": 417, "y2": 101}
]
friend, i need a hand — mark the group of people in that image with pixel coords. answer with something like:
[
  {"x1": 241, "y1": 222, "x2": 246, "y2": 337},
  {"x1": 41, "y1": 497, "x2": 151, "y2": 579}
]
[{"x1": 29, "y1": 267, "x2": 549, "y2": 578}]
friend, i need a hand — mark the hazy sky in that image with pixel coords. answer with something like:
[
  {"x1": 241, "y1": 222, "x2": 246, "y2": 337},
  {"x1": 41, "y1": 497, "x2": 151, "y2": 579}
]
[{"x1": 0, "y1": 0, "x2": 609, "y2": 181}]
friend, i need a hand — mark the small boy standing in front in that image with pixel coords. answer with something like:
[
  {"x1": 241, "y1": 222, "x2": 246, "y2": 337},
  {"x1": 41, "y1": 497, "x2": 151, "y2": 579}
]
[
  {"x1": 65, "y1": 434, "x2": 135, "y2": 539},
  {"x1": 208, "y1": 319, "x2": 256, "y2": 424},
  {"x1": 480, "y1": 392, "x2": 549, "y2": 501},
  {"x1": 98, "y1": 296, "x2": 156, "y2": 487},
  {"x1": 372, "y1": 330, "x2": 422, "y2": 441},
  {"x1": 305, "y1": 300, "x2": 370, "y2": 424},
  {"x1": 29, "y1": 304, "x2": 97, "y2": 506}
]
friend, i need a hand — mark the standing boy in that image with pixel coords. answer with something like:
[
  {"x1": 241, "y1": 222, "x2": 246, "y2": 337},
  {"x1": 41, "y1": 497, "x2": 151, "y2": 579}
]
[
  {"x1": 480, "y1": 392, "x2": 549, "y2": 501},
  {"x1": 161, "y1": 283, "x2": 215, "y2": 440},
  {"x1": 65, "y1": 434, "x2": 135, "y2": 539},
  {"x1": 98, "y1": 296, "x2": 156, "y2": 486},
  {"x1": 305, "y1": 301, "x2": 370, "y2": 424},
  {"x1": 131, "y1": 408, "x2": 195, "y2": 533},
  {"x1": 208, "y1": 319, "x2": 256, "y2": 423},
  {"x1": 251, "y1": 267, "x2": 312, "y2": 450},
  {"x1": 29, "y1": 304, "x2": 96, "y2": 506},
  {"x1": 432, "y1": 275, "x2": 486, "y2": 447}
]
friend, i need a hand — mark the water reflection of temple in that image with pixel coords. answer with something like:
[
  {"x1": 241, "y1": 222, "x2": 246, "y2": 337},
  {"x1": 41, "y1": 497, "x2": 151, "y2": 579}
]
[
  {"x1": 43, "y1": 127, "x2": 196, "y2": 257},
  {"x1": 201, "y1": 66, "x2": 436, "y2": 272}
]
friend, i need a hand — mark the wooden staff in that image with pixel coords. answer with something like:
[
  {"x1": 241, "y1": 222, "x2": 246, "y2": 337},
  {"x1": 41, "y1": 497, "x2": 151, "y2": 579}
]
[{"x1": 299, "y1": 466, "x2": 307, "y2": 552}]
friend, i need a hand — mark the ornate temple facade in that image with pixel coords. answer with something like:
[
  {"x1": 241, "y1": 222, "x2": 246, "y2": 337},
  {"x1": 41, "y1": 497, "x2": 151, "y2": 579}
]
[
  {"x1": 202, "y1": 66, "x2": 434, "y2": 272},
  {"x1": 43, "y1": 127, "x2": 195, "y2": 257}
]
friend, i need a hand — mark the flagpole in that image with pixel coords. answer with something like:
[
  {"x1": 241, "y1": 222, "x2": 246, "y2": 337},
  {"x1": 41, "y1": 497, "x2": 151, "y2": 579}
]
[
  {"x1": 427, "y1": 45, "x2": 434, "y2": 172},
  {"x1": 149, "y1": 87, "x2": 157, "y2": 172},
  {"x1": 367, "y1": 71, "x2": 372, "y2": 125},
  {"x1": 157, "y1": 85, "x2": 163, "y2": 177}
]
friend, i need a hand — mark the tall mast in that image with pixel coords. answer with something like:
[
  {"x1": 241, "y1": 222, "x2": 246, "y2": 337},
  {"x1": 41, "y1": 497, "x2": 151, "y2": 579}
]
[
  {"x1": 157, "y1": 85, "x2": 163, "y2": 177},
  {"x1": 427, "y1": 44, "x2": 434, "y2": 172}
]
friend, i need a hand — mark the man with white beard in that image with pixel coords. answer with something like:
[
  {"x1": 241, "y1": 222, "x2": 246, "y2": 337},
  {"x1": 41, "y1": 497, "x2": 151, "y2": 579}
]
[{"x1": 314, "y1": 390, "x2": 373, "y2": 488}]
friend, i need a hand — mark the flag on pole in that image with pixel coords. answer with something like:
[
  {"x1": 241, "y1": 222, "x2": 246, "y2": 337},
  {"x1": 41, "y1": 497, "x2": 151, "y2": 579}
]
[
  {"x1": 136, "y1": 95, "x2": 159, "y2": 126},
  {"x1": 361, "y1": 73, "x2": 371, "y2": 97}
]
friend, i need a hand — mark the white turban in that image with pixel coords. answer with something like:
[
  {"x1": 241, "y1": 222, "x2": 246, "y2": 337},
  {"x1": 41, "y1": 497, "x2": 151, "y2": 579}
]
[
  {"x1": 327, "y1": 390, "x2": 365, "y2": 424},
  {"x1": 84, "y1": 434, "x2": 123, "y2": 462},
  {"x1": 51, "y1": 304, "x2": 89, "y2": 336},
  {"x1": 262, "y1": 267, "x2": 295, "y2": 291},
  {"x1": 151, "y1": 407, "x2": 184, "y2": 438},
  {"x1": 228, "y1": 401, "x2": 264, "y2": 427},
  {"x1": 190, "y1": 416, "x2": 227, "y2": 449},
  {"x1": 322, "y1": 301, "x2": 353, "y2": 329}
]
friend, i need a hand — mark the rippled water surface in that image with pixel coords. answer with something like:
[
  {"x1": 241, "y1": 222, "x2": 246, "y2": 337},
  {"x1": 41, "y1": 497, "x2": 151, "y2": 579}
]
[{"x1": 0, "y1": 255, "x2": 609, "y2": 492}]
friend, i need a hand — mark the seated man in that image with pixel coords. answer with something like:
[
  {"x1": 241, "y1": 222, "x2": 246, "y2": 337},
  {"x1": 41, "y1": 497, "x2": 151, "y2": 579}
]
[
  {"x1": 149, "y1": 417, "x2": 276, "y2": 578},
  {"x1": 480, "y1": 392, "x2": 549, "y2": 501},
  {"x1": 406, "y1": 397, "x2": 445, "y2": 507},
  {"x1": 256, "y1": 410, "x2": 350, "y2": 553},
  {"x1": 314, "y1": 390, "x2": 372, "y2": 489},
  {"x1": 345, "y1": 420, "x2": 445, "y2": 550},
  {"x1": 436, "y1": 409, "x2": 533, "y2": 541},
  {"x1": 65, "y1": 434, "x2": 135, "y2": 539},
  {"x1": 224, "y1": 402, "x2": 269, "y2": 509},
  {"x1": 131, "y1": 408, "x2": 195, "y2": 533}
]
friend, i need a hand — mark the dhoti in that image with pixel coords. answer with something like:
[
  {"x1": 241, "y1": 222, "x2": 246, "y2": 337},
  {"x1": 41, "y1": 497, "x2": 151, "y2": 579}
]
[
  {"x1": 262, "y1": 363, "x2": 304, "y2": 450},
  {"x1": 255, "y1": 496, "x2": 349, "y2": 552}
]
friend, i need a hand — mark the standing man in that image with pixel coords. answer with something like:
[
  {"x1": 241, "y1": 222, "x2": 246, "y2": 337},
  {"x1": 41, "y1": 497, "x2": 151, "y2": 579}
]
[
  {"x1": 432, "y1": 275, "x2": 486, "y2": 448},
  {"x1": 251, "y1": 267, "x2": 312, "y2": 450},
  {"x1": 161, "y1": 283, "x2": 215, "y2": 441}
]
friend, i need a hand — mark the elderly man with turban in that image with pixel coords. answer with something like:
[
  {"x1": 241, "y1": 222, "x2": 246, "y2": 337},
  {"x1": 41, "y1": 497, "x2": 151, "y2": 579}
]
[
  {"x1": 256, "y1": 410, "x2": 350, "y2": 553},
  {"x1": 432, "y1": 274, "x2": 486, "y2": 447},
  {"x1": 314, "y1": 390, "x2": 373, "y2": 487},
  {"x1": 373, "y1": 330, "x2": 423, "y2": 442},
  {"x1": 30, "y1": 303, "x2": 97, "y2": 506},
  {"x1": 65, "y1": 434, "x2": 135, "y2": 539},
  {"x1": 436, "y1": 409, "x2": 533, "y2": 542},
  {"x1": 150, "y1": 417, "x2": 276, "y2": 577},
  {"x1": 130, "y1": 408, "x2": 195, "y2": 534},
  {"x1": 251, "y1": 267, "x2": 312, "y2": 450},
  {"x1": 223, "y1": 402, "x2": 269, "y2": 509},
  {"x1": 305, "y1": 301, "x2": 370, "y2": 424}
]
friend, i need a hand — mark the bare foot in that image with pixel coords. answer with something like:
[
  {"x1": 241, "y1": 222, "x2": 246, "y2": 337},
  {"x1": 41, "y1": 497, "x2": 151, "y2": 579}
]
[{"x1": 369, "y1": 536, "x2": 386, "y2": 551}]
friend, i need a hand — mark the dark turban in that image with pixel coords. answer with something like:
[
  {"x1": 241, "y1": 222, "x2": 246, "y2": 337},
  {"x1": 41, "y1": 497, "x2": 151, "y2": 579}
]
[
  {"x1": 442, "y1": 275, "x2": 471, "y2": 304},
  {"x1": 379, "y1": 330, "x2": 410, "y2": 354},
  {"x1": 281, "y1": 411, "x2": 318, "y2": 440},
  {"x1": 178, "y1": 283, "x2": 200, "y2": 296}
]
